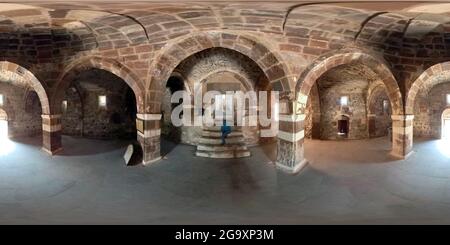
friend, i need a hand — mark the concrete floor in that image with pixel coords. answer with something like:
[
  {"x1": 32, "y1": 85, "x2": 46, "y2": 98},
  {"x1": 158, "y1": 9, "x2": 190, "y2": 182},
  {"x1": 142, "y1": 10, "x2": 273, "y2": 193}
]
[{"x1": 1, "y1": 135, "x2": 450, "y2": 224}]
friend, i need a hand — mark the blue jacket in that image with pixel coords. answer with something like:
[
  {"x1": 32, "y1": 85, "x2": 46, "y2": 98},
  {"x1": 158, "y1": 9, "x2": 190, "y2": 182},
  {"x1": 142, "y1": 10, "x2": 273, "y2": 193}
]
[{"x1": 221, "y1": 122, "x2": 231, "y2": 134}]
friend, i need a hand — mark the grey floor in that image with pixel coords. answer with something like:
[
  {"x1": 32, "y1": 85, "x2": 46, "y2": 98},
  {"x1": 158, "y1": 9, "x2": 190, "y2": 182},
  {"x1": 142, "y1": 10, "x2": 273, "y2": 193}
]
[{"x1": 1, "y1": 135, "x2": 450, "y2": 224}]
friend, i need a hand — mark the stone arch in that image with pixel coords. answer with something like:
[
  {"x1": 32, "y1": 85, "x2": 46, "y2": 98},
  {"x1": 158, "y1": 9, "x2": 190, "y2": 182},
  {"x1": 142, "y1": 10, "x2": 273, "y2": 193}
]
[
  {"x1": 0, "y1": 61, "x2": 50, "y2": 114},
  {"x1": 146, "y1": 31, "x2": 291, "y2": 113},
  {"x1": 52, "y1": 56, "x2": 145, "y2": 114},
  {"x1": 406, "y1": 62, "x2": 450, "y2": 115},
  {"x1": 295, "y1": 50, "x2": 404, "y2": 116}
]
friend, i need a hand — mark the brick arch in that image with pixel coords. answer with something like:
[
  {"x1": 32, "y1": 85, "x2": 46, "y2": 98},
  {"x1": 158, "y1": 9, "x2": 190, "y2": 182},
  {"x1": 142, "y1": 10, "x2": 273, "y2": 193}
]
[
  {"x1": 52, "y1": 56, "x2": 145, "y2": 114},
  {"x1": 406, "y1": 62, "x2": 450, "y2": 115},
  {"x1": 146, "y1": 31, "x2": 291, "y2": 113},
  {"x1": 295, "y1": 51, "x2": 404, "y2": 116},
  {"x1": 0, "y1": 61, "x2": 50, "y2": 114}
]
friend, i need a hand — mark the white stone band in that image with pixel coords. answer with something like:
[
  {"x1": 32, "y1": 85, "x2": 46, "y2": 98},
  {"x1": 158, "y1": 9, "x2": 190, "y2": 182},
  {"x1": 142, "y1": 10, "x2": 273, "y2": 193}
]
[
  {"x1": 391, "y1": 115, "x2": 414, "y2": 121},
  {"x1": 42, "y1": 124, "x2": 62, "y2": 132},
  {"x1": 138, "y1": 129, "x2": 161, "y2": 138},
  {"x1": 41, "y1": 114, "x2": 62, "y2": 119},
  {"x1": 392, "y1": 126, "x2": 413, "y2": 135},
  {"x1": 279, "y1": 114, "x2": 305, "y2": 122},
  {"x1": 278, "y1": 130, "x2": 304, "y2": 142},
  {"x1": 137, "y1": 113, "x2": 162, "y2": 120}
]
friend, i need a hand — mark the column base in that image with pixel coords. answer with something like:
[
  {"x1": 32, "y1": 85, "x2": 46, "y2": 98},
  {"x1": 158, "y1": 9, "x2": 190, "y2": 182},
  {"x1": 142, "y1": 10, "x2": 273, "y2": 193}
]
[
  {"x1": 390, "y1": 150, "x2": 414, "y2": 160},
  {"x1": 142, "y1": 156, "x2": 162, "y2": 166},
  {"x1": 42, "y1": 147, "x2": 63, "y2": 156},
  {"x1": 276, "y1": 158, "x2": 308, "y2": 174}
]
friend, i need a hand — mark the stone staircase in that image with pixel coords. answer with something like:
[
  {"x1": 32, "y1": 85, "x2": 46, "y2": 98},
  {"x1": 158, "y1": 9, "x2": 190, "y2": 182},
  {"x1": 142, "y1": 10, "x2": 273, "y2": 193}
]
[{"x1": 195, "y1": 126, "x2": 251, "y2": 158}]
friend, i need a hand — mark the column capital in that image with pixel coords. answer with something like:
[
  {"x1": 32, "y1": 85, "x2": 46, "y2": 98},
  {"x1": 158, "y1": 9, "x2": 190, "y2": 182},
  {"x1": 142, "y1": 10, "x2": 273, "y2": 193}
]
[{"x1": 137, "y1": 113, "x2": 162, "y2": 120}]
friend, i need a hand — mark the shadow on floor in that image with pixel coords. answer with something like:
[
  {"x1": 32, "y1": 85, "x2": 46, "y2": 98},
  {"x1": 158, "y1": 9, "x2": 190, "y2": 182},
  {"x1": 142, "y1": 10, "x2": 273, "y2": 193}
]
[
  {"x1": 60, "y1": 136, "x2": 131, "y2": 156},
  {"x1": 9, "y1": 135, "x2": 42, "y2": 147}
]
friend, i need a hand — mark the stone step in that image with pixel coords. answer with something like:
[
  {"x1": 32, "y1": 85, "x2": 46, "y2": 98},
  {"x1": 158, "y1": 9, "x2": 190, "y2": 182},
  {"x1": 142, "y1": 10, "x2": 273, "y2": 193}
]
[
  {"x1": 203, "y1": 126, "x2": 242, "y2": 132},
  {"x1": 198, "y1": 137, "x2": 245, "y2": 145},
  {"x1": 197, "y1": 144, "x2": 248, "y2": 152},
  {"x1": 195, "y1": 149, "x2": 251, "y2": 158},
  {"x1": 201, "y1": 131, "x2": 243, "y2": 138}
]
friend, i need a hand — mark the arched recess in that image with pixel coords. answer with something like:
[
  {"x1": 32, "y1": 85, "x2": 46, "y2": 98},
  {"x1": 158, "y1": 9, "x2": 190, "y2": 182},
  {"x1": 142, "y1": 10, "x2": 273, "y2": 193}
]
[
  {"x1": 406, "y1": 62, "x2": 450, "y2": 115},
  {"x1": 51, "y1": 56, "x2": 145, "y2": 114},
  {"x1": 145, "y1": 31, "x2": 292, "y2": 113},
  {"x1": 0, "y1": 61, "x2": 50, "y2": 114},
  {"x1": 295, "y1": 50, "x2": 408, "y2": 160},
  {"x1": 296, "y1": 51, "x2": 403, "y2": 116}
]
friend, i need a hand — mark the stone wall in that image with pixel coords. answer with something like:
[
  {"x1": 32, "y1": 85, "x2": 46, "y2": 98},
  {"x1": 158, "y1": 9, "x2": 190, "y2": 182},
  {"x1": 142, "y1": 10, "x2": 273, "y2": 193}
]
[
  {"x1": 62, "y1": 69, "x2": 137, "y2": 139},
  {"x1": 0, "y1": 83, "x2": 42, "y2": 138},
  {"x1": 414, "y1": 82, "x2": 450, "y2": 138},
  {"x1": 368, "y1": 86, "x2": 392, "y2": 138}
]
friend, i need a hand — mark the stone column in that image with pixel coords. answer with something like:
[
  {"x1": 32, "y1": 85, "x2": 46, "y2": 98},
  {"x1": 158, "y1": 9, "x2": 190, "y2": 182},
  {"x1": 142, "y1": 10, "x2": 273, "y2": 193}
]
[
  {"x1": 391, "y1": 114, "x2": 414, "y2": 159},
  {"x1": 41, "y1": 114, "x2": 62, "y2": 155},
  {"x1": 367, "y1": 113, "x2": 376, "y2": 137},
  {"x1": 136, "y1": 113, "x2": 162, "y2": 165},
  {"x1": 276, "y1": 113, "x2": 308, "y2": 174}
]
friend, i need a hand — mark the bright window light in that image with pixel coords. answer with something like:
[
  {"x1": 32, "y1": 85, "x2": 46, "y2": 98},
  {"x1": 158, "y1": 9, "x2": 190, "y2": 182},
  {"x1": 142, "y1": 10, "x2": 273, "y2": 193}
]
[
  {"x1": 447, "y1": 94, "x2": 450, "y2": 105},
  {"x1": 98, "y1": 95, "x2": 107, "y2": 108},
  {"x1": 0, "y1": 119, "x2": 14, "y2": 156},
  {"x1": 383, "y1": 100, "x2": 389, "y2": 114},
  {"x1": 340, "y1": 96, "x2": 348, "y2": 106},
  {"x1": 62, "y1": 100, "x2": 68, "y2": 112},
  {"x1": 0, "y1": 94, "x2": 3, "y2": 106}
]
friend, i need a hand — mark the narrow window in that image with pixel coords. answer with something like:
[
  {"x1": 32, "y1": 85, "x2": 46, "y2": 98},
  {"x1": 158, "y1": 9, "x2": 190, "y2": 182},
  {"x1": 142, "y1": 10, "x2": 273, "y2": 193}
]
[
  {"x1": 62, "y1": 100, "x2": 68, "y2": 113},
  {"x1": 340, "y1": 96, "x2": 348, "y2": 106},
  {"x1": 0, "y1": 94, "x2": 3, "y2": 106},
  {"x1": 447, "y1": 94, "x2": 450, "y2": 105},
  {"x1": 98, "y1": 95, "x2": 107, "y2": 108},
  {"x1": 383, "y1": 100, "x2": 389, "y2": 114}
]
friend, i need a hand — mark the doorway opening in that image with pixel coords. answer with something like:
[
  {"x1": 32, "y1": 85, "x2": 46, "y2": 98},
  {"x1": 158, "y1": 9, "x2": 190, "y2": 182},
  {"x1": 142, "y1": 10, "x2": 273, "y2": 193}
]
[
  {"x1": 0, "y1": 109, "x2": 7, "y2": 140},
  {"x1": 442, "y1": 109, "x2": 450, "y2": 140},
  {"x1": 337, "y1": 115, "x2": 350, "y2": 138},
  {"x1": 0, "y1": 108, "x2": 14, "y2": 156}
]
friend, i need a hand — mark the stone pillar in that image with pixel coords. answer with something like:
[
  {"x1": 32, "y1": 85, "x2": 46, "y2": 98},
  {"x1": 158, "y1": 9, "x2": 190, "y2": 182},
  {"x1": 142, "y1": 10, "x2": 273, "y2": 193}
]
[
  {"x1": 368, "y1": 113, "x2": 376, "y2": 137},
  {"x1": 391, "y1": 115, "x2": 414, "y2": 159},
  {"x1": 276, "y1": 113, "x2": 308, "y2": 174},
  {"x1": 41, "y1": 114, "x2": 62, "y2": 155},
  {"x1": 136, "y1": 113, "x2": 161, "y2": 165}
]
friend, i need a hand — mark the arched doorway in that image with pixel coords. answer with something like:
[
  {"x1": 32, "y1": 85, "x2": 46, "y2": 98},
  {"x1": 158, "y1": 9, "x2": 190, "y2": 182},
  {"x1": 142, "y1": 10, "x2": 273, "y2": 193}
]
[{"x1": 442, "y1": 109, "x2": 450, "y2": 140}]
